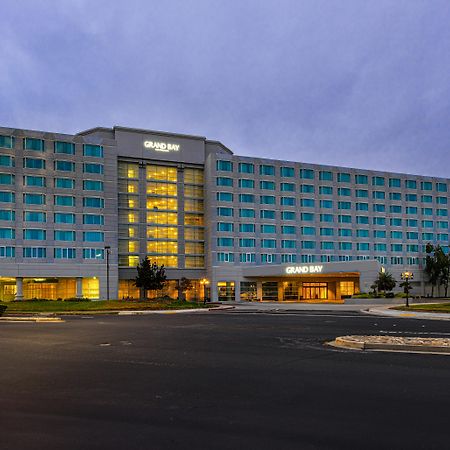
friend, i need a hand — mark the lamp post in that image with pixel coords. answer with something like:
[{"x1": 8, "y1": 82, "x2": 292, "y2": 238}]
[
  {"x1": 200, "y1": 278, "x2": 210, "y2": 304},
  {"x1": 401, "y1": 271, "x2": 414, "y2": 307},
  {"x1": 104, "y1": 245, "x2": 111, "y2": 301}
]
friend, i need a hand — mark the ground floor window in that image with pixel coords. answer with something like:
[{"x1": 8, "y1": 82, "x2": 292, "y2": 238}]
[
  {"x1": 340, "y1": 281, "x2": 355, "y2": 297},
  {"x1": 217, "y1": 281, "x2": 235, "y2": 301},
  {"x1": 302, "y1": 282, "x2": 327, "y2": 300},
  {"x1": 240, "y1": 282, "x2": 257, "y2": 301},
  {"x1": 283, "y1": 281, "x2": 300, "y2": 300},
  {"x1": 262, "y1": 282, "x2": 278, "y2": 301}
]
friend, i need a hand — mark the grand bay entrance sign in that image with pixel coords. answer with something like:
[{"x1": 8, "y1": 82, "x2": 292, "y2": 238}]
[{"x1": 285, "y1": 265, "x2": 324, "y2": 275}]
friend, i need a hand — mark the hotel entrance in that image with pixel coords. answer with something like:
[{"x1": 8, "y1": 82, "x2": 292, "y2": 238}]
[{"x1": 302, "y1": 282, "x2": 328, "y2": 300}]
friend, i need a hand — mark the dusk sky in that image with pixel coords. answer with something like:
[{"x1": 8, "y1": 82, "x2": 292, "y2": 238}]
[{"x1": 1, "y1": 0, "x2": 449, "y2": 176}]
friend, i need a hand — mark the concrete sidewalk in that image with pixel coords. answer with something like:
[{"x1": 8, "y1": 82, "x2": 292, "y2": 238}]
[{"x1": 364, "y1": 306, "x2": 450, "y2": 321}]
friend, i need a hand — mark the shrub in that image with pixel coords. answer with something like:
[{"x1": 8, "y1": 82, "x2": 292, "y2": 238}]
[
  {"x1": 0, "y1": 304, "x2": 7, "y2": 316},
  {"x1": 63, "y1": 297, "x2": 91, "y2": 302},
  {"x1": 385, "y1": 292, "x2": 395, "y2": 298}
]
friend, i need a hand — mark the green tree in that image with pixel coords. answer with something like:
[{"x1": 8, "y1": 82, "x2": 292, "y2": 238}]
[
  {"x1": 436, "y1": 247, "x2": 450, "y2": 298},
  {"x1": 373, "y1": 270, "x2": 396, "y2": 296},
  {"x1": 425, "y1": 243, "x2": 443, "y2": 297},
  {"x1": 134, "y1": 257, "x2": 167, "y2": 300},
  {"x1": 178, "y1": 277, "x2": 193, "y2": 302}
]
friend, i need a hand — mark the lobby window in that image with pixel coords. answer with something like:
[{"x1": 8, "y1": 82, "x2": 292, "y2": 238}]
[
  {"x1": 84, "y1": 163, "x2": 104, "y2": 174},
  {"x1": 301, "y1": 198, "x2": 315, "y2": 207},
  {"x1": 216, "y1": 160, "x2": 233, "y2": 171},
  {"x1": 437, "y1": 209, "x2": 448, "y2": 217},
  {"x1": 259, "y1": 164, "x2": 275, "y2": 176},
  {"x1": 390, "y1": 218, "x2": 402, "y2": 226},
  {"x1": 320, "y1": 186, "x2": 333, "y2": 195},
  {"x1": 319, "y1": 171, "x2": 333, "y2": 181},
  {"x1": 0, "y1": 246, "x2": 15, "y2": 257},
  {"x1": 356, "y1": 202, "x2": 369, "y2": 211},
  {"x1": 216, "y1": 177, "x2": 233, "y2": 187},
  {"x1": 239, "y1": 238, "x2": 256, "y2": 247},
  {"x1": 421, "y1": 195, "x2": 433, "y2": 203},
  {"x1": 339, "y1": 228, "x2": 352, "y2": 237},
  {"x1": 83, "y1": 197, "x2": 104, "y2": 208},
  {"x1": 280, "y1": 167, "x2": 295, "y2": 177},
  {"x1": 374, "y1": 243, "x2": 387, "y2": 252},
  {"x1": 300, "y1": 184, "x2": 315, "y2": 193},
  {"x1": 0, "y1": 135, "x2": 14, "y2": 149},
  {"x1": 281, "y1": 211, "x2": 296, "y2": 220},
  {"x1": 321, "y1": 241, "x2": 334, "y2": 250},
  {"x1": 301, "y1": 226, "x2": 316, "y2": 235},
  {"x1": 55, "y1": 178, "x2": 75, "y2": 189},
  {"x1": 338, "y1": 215, "x2": 352, "y2": 223},
  {"x1": 24, "y1": 158, "x2": 45, "y2": 169},
  {"x1": 421, "y1": 181, "x2": 432, "y2": 191},
  {"x1": 240, "y1": 253, "x2": 256, "y2": 263},
  {"x1": 260, "y1": 210, "x2": 276, "y2": 219},
  {"x1": 422, "y1": 220, "x2": 434, "y2": 228},
  {"x1": 23, "y1": 211, "x2": 47, "y2": 223},
  {"x1": 281, "y1": 197, "x2": 295, "y2": 206},
  {"x1": 372, "y1": 176, "x2": 385, "y2": 186},
  {"x1": 0, "y1": 155, "x2": 14, "y2": 167},
  {"x1": 281, "y1": 254, "x2": 297, "y2": 263},
  {"x1": 24, "y1": 138, "x2": 44, "y2": 151},
  {"x1": 436, "y1": 182, "x2": 447, "y2": 192},
  {"x1": 0, "y1": 210, "x2": 15, "y2": 221},
  {"x1": 355, "y1": 174, "x2": 368, "y2": 184},
  {"x1": 320, "y1": 214, "x2": 333, "y2": 222},
  {"x1": 54, "y1": 141, "x2": 75, "y2": 154},
  {"x1": 358, "y1": 189, "x2": 371, "y2": 199},
  {"x1": 23, "y1": 247, "x2": 46, "y2": 258},
  {"x1": 320, "y1": 200, "x2": 333, "y2": 209},
  {"x1": 338, "y1": 201, "x2": 351, "y2": 210},
  {"x1": 0, "y1": 191, "x2": 15, "y2": 203},
  {"x1": 54, "y1": 248, "x2": 76, "y2": 259},
  {"x1": 83, "y1": 248, "x2": 105, "y2": 260},
  {"x1": 55, "y1": 195, "x2": 75, "y2": 207},
  {"x1": 83, "y1": 214, "x2": 104, "y2": 225},
  {"x1": 23, "y1": 229, "x2": 45, "y2": 240},
  {"x1": 406, "y1": 219, "x2": 418, "y2": 227},
  {"x1": 357, "y1": 229, "x2": 369, "y2": 238},
  {"x1": 372, "y1": 190, "x2": 384, "y2": 199},
  {"x1": 239, "y1": 179, "x2": 254, "y2": 188},
  {"x1": 405, "y1": 179, "x2": 417, "y2": 189},
  {"x1": 281, "y1": 240, "x2": 296, "y2": 249},
  {"x1": 280, "y1": 182, "x2": 295, "y2": 192},
  {"x1": 261, "y1": 224, "x2": 276, "y2": 233},
  {"x1": 218, "y1": 222, "x2": 234, "y2": 232},
  {"x1": 281, "y1": 225, "x2": 296, "y2": 234},
  {"x1": 83, "y1": 180, "x2": 104, "y2": 191},
  {"x1": 0, "y1": 174, "x2": 14, "y2": 185},
  {"x1": 301, "y1": 212, "x2": 314, "y2": 221},
  {"x1": 217, "y1": 207, "x2": 234, "y2": 217},
  {"x1": 337, "y1": 172, "x2": 351, "y2": 183},
  {"x1": 320, "y1": 227, "x2": 334, "y2": 236},
  {"x1": 239, "y1": 223, "x2": 255, "y2": 233},
  {"x1": 338, "y1": 187, "x2": 351, "y2": 196},
  {"x1": 24, "y1": 175, "x2": 45, "y2": 187},
  {"x1": 437, "y1": 196, "x2": 448, "y2": 205},
  {"x1": 217, "y1": 237, "x2": 234, "y2": 247},
  {"x1": 390, "y1": 192, "x2": 402, "y2": 201},
  {"x1": 260, "y1": 180, "x2": 275, "y2": 190},
  {"x1": 356, "y1": 216, "x2": 369, "y2": 224},
  {"x1": 217, "y1": 252, "x2": 234, "y2": 263},
  {"x1": 0, "y1": 228, "x2": 14, "y2": 239},
  {"x1": 301, "y1": 241, "x2": 316, "y2": 249},
  {"x1": 24, "y1": 193, "x2": 45, "y2": 205},
  {"x1": 373, "y1": 230, "x2": 386, "y2": 238},
  {"x1": 239, "y1": 193, "x2": 254, "y2": 203},
  {"x1": 339, "y1": 242, "x2": 352, "y2": 250},
  {"x1": 54, "y1": 160, "x2": 75, "y2": 172},
  {"x1": 83, "y1": 144, "x2": 103, "y2": 158},
  {"x1": 239, "y1": 162, "x2": 254, "y2": 174},
  {"x1": 389, "y1": 178, "x2": 401, "y2": 188},
  {"x1": 239, "y1": 208, "x2": 255, "y2": 218},
  {"x1": 373, "y1": 204, "x2": 386, "y2": 213},
  {"x1": 54, "y1": 213, "x2": 76, "y2": 224},
  {"x1": 217, "y1": 192, "x2": 233, "y2": 202},
  {"x1": 300, "y1": 168, "x2": 314, "y2": 179},
  {"x1": 54, "y1": 230, "x2": 76, "y2": 241},
  {"x1": 406, "y1": 206, "x2": 417, "y2": 214},
  {"x1": 390, "y1": 205, "x2": 402, "y2": 214},
  {"x1": 83, "y1": 231, "x2": 104, "y2": 242},
  {"x1": 405, "y1": 193, "x2": 417, "y2": 202}
]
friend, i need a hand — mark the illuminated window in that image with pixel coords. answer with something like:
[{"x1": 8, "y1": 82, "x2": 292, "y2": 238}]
[
  {"x1": 184, "y1": 227, "x2": 204, "y2": 240},
  {"x1": 147, "y1": 182, "x2": 177, "y2": 196},
  {"x1": 147, "y1": 226, "x2": 178, "y2": 239},
  {"x1": 340, "y1": 281, "x2": 355, "y2": 296},
  {"x1": 119, "y1": 255, "x2": 140, "y2": 267},
  {"x1": 147, "y1": 165, "x2": 177, "y2": 182},
  {"x1": 147, "y1": 241, "x2": 178, "y2": 254},
  {"x1": 184, "y1": 185, "x2": 203, "y2": 198},
  {"x1": 184, "y1": 214, "x2": 203, "y2": 226},
  {"x1": 128, "y1": 241, "x2": 139, "y2": 252},
  {"x1": 184, "y1": 199, "x2": 203, "y2": 212},
  {"x1": 128, "y1": 198, "x2": 138, "y2": 208},
  {"x1": 184, "y1": 168, "x2": 203, "y2": 185},
  {"x1": 127, "y1": 212, "x2": 138, "y2": 223},
  {"x1": 185, "y1": 256, "x2": 204, "y2": 268},
  {"x1": 147, "y1": 197, "x2": 177, "y2": 210},
  {"x1": 147, "y1": 212, "x2": 177, "y2": 225},
  {"x1": 148, "y1": 255, "x2": 178, "y2": 268},
  {"x1": 185, "y1": 242, "x2": 204, "y2": 254}
]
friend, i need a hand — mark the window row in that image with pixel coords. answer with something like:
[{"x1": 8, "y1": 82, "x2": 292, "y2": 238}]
[
  {"x1": 0, "y1": 229, "x2": 105, "y2": 241},
  {"x1": 0, "y1": 193, "x2": 105, "y2": 207},
  {"x1": 0, "y1": 247, "x2": 106, "y2": 259}
]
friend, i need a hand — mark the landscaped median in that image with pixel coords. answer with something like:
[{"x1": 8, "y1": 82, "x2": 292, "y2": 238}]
[
  {"x1": 0, "y1": 300, "x2": 215, "y2": 316},
  {"x1": 328, "y1": 335, "x2": 450, "y2": 354},
  {"x1": 392, "y1": 302, "x2": 450, "y2": 313}
]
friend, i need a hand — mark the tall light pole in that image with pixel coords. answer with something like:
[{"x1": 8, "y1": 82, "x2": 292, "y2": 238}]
[
  {"x1": 105, "y1": 245, "x2": 111, "y2": 301},
  {"x1": 401, "y1": 271, "x2": 414, "y2": 308}
]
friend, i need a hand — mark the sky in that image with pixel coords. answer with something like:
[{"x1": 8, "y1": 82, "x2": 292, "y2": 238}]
[{"x1": 1, "y1": 0, "x2": 450, "y2": 177}]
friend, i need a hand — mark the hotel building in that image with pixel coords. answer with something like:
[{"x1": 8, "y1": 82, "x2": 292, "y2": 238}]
[{"x1": 0, "y1": 125, "x2": 447, "y2": 302}]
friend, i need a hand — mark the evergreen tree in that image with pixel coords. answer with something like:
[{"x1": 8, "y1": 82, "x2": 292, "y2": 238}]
[
  {"x1": 373, "y1": 270, "x2": 396, "y2": 295},
  {"x1": 134, "y1": 257, "x2": 167, "y2": 300}
]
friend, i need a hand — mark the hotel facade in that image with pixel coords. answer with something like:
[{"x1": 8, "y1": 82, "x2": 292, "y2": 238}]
[{"x1": 0, "y1": 125, "x2": 447, "y2": 302}]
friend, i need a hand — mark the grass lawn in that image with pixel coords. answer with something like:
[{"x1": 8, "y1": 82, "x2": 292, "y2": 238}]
[
  {"x1": 0, "y1": 300, "x2": 210, "y2": 314},
  {"x1": 393, "y1": 302, "x2": 450, "y2": 313}
]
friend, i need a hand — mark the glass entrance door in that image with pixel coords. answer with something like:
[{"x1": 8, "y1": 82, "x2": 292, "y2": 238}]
[{"x1": 302, "y1": 282, "x2": 328, "y2": 300}]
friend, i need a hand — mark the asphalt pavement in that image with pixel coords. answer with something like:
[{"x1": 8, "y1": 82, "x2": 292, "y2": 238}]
[{"x1": 1, "y1": 310, "x2": 450, "y2": 450}]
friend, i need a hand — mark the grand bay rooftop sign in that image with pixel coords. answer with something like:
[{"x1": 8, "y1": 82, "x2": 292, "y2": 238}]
[
  {"x1": 144, "y1": 140, "x2": 180, "y2": 152},
  {"x1": 285, "y1": 265, "x2": 324, "y2": 275}
]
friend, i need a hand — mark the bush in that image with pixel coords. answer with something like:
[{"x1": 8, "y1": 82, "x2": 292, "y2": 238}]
[
  {"x1": 63, "y1": 297, "x2": 91, "y2": 302},
  {"x1": 0, "y1": 304, "x2": 7, "y2": 316},
  {"x1": 352, "y1": 293, "x2": 371, "y2": 299},
  {"x1": 385, "y1": 292, "x2": 395, "y2": 298}
]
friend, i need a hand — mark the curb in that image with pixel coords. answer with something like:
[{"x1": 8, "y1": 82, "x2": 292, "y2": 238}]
[
  {"x1": 330, "y1": 336, "x2": 450, "y2": 354},
  {"x1": 117, "y1": 305, "x2": 235, "y2": 315},
  {"x1": 362, "y1": 307, "x2": 450, "y2": 321},
  {"x1": 0, "y1": 316, "x2": 64, "y2": 323}
]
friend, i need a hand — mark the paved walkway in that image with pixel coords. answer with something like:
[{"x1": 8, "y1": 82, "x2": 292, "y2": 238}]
[{"x1": 365, "y1": 306, "x2": 450, "y2": 321}]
